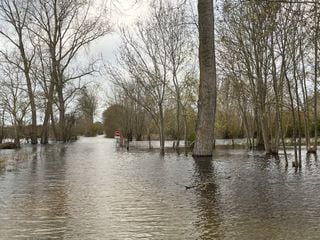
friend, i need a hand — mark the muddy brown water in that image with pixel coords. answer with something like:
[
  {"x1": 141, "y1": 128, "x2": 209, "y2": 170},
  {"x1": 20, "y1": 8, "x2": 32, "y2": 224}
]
[{"x1": 0, "y1": 136, "x2": 320, "y2": 239}]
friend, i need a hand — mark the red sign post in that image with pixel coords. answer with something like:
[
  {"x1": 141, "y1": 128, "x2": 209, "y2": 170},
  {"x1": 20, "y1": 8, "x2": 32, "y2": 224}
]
[{"x1": 114, "y1": 129, "x2": 121, "y2": 139}]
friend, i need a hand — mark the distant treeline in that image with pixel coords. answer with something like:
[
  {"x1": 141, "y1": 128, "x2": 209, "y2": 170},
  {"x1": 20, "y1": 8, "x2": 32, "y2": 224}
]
[
  {"x1": 104, "y1": 0, "x2": 320, "y2": 167},
  {"x1": 0, "y1": 0, "x2": 109, "y2": 146}
]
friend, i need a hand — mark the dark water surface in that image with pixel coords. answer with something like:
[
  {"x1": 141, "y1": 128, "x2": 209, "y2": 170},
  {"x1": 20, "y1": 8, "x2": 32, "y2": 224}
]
[{"x1": 1, "y1": 137, "x2": 320, "y2": 239}]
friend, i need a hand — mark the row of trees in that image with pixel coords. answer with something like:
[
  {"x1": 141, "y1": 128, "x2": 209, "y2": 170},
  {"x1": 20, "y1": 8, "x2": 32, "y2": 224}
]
[
  {"x1": 103, "y1": 96, "x2": 198, "y2": 143},
  {"x1": 107, "y1": 0, "x2": 199, "y2": 155},
  {"x1": 2, "y1": 0, "x2": 320, "y2": 168},
  {"x1": 0, "y1": 0, "x2": 108, "y2": 145},
  {"x1": 105, "y1": 0, "x2": 320, "y2": 167},
  {"x1": 217, "y1": 0, "x2": 320, "y2": 167}
]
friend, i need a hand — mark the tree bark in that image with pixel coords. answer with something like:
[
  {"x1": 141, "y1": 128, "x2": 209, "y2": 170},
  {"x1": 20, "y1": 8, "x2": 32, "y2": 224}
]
[
  {"x1": 57, "y1": 74, "x2": 66, "y2": 142},
  {"x1": 299, "y1": 38, "x2": 310, "y2": 151},
  {"x1": 183, "y1": 112, "x2": 188, "y2": 156},
  {"x1": 159, "y1": 104, "x2": 165, "y2": 155},
  {"x1": 176, "y1": 95, "x2": 181, "y2": 149},
  {"x1": 314, "y1": 4, "x2": 319, "y2": 152},
  {"x1": 19, "y1": 35, "x2": 37, "y2": 144},
  {"x1": 41, "y1": 80, "x2": 55, "y2": 144},
  {"x1": 285, "y1": 72, "x2": 298, "y2": 167},
  {"x1": 293, "y1": 42, "x2": 302, "y2": 167},
  {"x1": 0, "y1": 110, "x2": 4, "y2": 144},
  {"x1": 193, "y1": 0, "x2": 216, "y2": 157}
]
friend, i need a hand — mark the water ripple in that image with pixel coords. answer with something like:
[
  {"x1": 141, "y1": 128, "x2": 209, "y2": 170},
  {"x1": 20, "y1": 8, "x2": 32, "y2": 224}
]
[{"x1": 0, "y1": 137, "x2": 320, "y2": 239}]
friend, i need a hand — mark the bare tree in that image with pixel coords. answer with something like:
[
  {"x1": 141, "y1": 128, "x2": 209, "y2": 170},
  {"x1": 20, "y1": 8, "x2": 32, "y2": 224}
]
[
  {"x1": 0, "y1": 63, "x2": 30, "y2": 146},
  {"x1": 108, "y1": 0, "x2": 196, "y2": 154},
  {"x1": 78, "y1": 87, "x2": 98, "y2": 136},
  {"x1": 160, "y1": 1, "x2": 195, "y2": 149},
  {"x1": 107, "y1": 18, "x2": 169, "y2": 154},
  {"x1": 28, "y1": 0, "x2": 111, "y2": 142},
  {"x1": 0, "y1": 0, "x2": 38, "y2": 144}
]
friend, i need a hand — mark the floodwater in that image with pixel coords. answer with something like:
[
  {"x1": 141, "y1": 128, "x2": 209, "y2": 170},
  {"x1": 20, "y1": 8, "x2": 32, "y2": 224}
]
[{"x1": 0, "y1": 137, "x2": 320, "y2": 239}]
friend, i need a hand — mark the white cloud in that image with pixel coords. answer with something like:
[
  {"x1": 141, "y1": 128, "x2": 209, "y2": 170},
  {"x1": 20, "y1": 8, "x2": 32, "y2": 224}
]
[{"x1": 88, "y1": 1, "x2": 151, "y2": 119}]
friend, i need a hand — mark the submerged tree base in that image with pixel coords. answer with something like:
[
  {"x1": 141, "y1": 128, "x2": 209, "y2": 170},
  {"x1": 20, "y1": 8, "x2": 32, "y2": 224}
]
[
  {"x1": 265, "y1": 151, "x2": 279, "y2": 157},
  {"x1": 307, "y1": 148, "x2": 317, "y2": 155},
  {"x1": 0, "y1": 142, "x2": 19, "y2": 149},
  {"x1": 192, "y1": 154, "x2": 213, "y2": 158},
  {"x1": 292, "y1": 161, "x2": 301, "y2": 168}
]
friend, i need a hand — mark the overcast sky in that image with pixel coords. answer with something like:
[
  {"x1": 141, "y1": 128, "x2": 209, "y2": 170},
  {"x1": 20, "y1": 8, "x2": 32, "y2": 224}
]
[
  {"x1": 89, "y1": 0, "x2": 196, "y2": 120},
  {"x1": 90, "y1": 0, "x2": 150, "y2": 120},
  {"x1": 91, "y1": 0, "x2": 149, "y2": 62}
]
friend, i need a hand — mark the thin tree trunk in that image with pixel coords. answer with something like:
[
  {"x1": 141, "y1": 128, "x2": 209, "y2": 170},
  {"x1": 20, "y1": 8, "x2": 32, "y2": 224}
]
[
  {"x1": 183, "y1": 112, "x2": 188, "y2": 156},
  {"x1": 271, "y1": 32, "x2": 288, "y2": 166},
  {"x1": 0, "y1": 110, "x2": 4, "y2": 144},
  {"x1": 253, "y1": 108, "x2": 264, "y2": 150},
  {"x1": 51, "y1": 108, "x2": 58, "y2": 140},
  {"x1": 20, "y1": 41, "x2": 37, "y2": 144},
  {"x1": 293, "y1": 42, "x2": 302, "y2": 167},
  {"x1": 285, "y1": 72, "x2": 298, "y2": 167},
  {"x1": 159, "y1": 104, "x2": 165, "y2": 155},
  {"x1": 299, "y1": 38, "x2": 310, "y2": 151},
  {"x1": 41, "y1": 81, "x2": 55, "y2": 144},
  {"x1": 176, "y1": 96, "x2": 181, "y2": 149},
  {"x1": 271, "y1": 33, "x2": 281, "y2": 156},
  {"x1": 57, "y1": 83, "x2": 66, "y2": 142},
  {"x1": 148, "y1": 131, "x2": 152, "y2": 149},
  {"x1": 279, "y1": 72, "x2": 288, "y2": 166}
]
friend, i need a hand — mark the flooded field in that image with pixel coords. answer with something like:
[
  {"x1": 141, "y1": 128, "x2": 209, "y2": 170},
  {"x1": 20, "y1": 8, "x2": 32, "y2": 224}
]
[{"x1": 0, "y1": 136, "x2": 320, "y2": 239}]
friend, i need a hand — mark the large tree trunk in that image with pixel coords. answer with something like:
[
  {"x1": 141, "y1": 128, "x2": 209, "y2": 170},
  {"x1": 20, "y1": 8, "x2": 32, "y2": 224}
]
[
  {"x1": 193, "y1": 0, "x2": 216, "y2": 157},
  {"x1": 314, "y1": 4, "x2": 319, "y2": 153}
]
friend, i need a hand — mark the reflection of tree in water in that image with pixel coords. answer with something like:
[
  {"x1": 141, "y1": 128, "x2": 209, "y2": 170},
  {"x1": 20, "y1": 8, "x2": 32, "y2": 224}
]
[
  {"x1": 22, "y1": 145, "x2": 68, "y2": 239},
  {"x1": 193, "y1": 157, "x2": 224, "y2": 240},
  {"x1": 306, "y1": 152, "x2": 318, "y2": 170},
  {"x1": 45, "y1": 145, "x2": 68, "y2": 216},
  {"x1": 227, "y1": 156, "x2": 293, "y2": 239}
]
